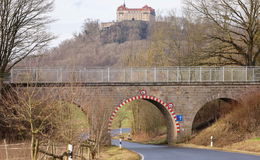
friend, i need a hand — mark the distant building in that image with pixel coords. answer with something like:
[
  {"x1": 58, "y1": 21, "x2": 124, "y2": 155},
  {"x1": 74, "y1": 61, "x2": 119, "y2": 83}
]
[
  {"x1": 100, "y1": 22, "x2": 115, "y2": 30},
  {"x1": 100, "y1": 4, "x2": 155, "y2": 30},
  {"x1": 116, "y1": 4, "x2": 155, "y2": 22}
]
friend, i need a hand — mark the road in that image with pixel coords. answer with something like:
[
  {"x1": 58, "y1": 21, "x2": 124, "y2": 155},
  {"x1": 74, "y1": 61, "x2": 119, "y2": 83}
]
[
  {"x1": 111, "y1": 128, "x2": 131, "y2": 136},
  {"x1": 111, "y1": 129, "x2": 260, "y2": 160}
]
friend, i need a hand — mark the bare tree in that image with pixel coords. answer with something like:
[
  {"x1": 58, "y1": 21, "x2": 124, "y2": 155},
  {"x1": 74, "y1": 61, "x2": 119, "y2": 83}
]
[
  {"x1": 186, "y1": 0, "x2": 260, "y2": 66},
  {"x1": 0, "y1": 0, "x2": 54, "y2": 75},
  {"x1": 0, "y1": 86, "x2": 57, "y2": 160},
  {"x1": 81, "y1": 94, "x2": 111, "y2": 160}
]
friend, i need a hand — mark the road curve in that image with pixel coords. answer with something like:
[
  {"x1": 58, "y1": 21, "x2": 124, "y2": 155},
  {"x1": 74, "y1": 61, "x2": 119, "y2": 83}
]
[{"x1": 112, "y1": 139, "x2": 260, "y2": 160}]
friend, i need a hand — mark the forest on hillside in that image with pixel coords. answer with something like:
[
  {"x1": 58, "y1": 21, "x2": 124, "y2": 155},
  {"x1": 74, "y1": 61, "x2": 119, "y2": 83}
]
[
  {"x1": 17, "y1": 15, "x2": 205, "y2": 68},
  {"x1": 17, "y1": 20, "x2": 151, "y2": 67},
  {"x1": 18, "y1": 0, "x2": 260, "y2": 68}
]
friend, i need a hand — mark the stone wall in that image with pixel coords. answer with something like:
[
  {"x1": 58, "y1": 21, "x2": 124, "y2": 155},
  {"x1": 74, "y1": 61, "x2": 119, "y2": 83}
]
[{"x1": 15, "y1": 82, "x2": 260, "y2": 143}]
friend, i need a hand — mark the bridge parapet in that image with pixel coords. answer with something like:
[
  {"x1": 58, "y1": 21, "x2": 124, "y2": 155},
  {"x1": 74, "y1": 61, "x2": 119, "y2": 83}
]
[{"x1": 9, "y1": 66, "x2": 260, "y2": 83}]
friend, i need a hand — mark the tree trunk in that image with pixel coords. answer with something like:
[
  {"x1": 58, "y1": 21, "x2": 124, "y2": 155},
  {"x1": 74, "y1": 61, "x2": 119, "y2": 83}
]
[
  {"x1": 0, "y1": 79, "x2": 3, "y2": 94},
  {"x1": 31, "y1": 134, "x2": 39, "y2": 160}
]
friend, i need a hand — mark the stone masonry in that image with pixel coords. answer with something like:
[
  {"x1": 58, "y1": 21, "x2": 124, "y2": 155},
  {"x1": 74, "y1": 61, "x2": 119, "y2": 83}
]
[{"x1": 14, "y1": 82, "x2": 260, "y2": 144}]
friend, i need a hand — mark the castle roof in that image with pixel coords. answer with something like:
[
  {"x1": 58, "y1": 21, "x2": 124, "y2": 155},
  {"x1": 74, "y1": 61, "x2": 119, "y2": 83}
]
[{"x1": 117, "y1": 4, "x2": 155, "y2": 12}]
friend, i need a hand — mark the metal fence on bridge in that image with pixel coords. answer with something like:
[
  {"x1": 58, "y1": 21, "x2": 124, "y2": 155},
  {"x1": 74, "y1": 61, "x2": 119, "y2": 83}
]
[{"x1": 9, "y1": 66, "x2": 260, "y2": 83}]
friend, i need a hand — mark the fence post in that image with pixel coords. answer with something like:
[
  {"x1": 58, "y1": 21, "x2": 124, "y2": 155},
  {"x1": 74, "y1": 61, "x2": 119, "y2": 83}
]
[
  {"x1": 56, "y1": 69, "x2": 59, "y2": 83},
  {"x1": 10, "y1": 69, "x2": 14, "y2": 83},
  {"x1": 210, "y1": 68, "x2": 212, "y2": 82},
  {"x1": 130, "y1": 68, "x2": 133, "y2": 82},
  {"x1": 124, "y1": 69, "x2": 126, "y2": 82},
  {"x1": 222, "y1": 67, "x2": 225, "y2": 82},
  {"x1": 35, "y1": 69, "x2": 39, "y2": 82},
  {"x1": 154, "y1": 67, "x2": 157, "y2": 82},
  {"x1": 59, "y1": 68, "x2": 63, "y2": 82},
  {"x1": 188, "y1": 67, "x2": 191, "y2": 82},
  {"x1": 231, "y1": 68, "x2": 234, "y2": 82},
  {"x1": 4, "y1": 139, "x2": 9, "y2": 160},
  {"x1": 79, "y1": 70, "x2": 82, "y2": 83},
  {"x1": 167, "y1": 68, "x2": 169, "y2": 82},
  {"x1": 199, "y1": 67, "x2": 202, "y2": 82},
  {"x1": 245, "y1": 66, "x2": 248, "y2": 82},
  {"x1": 177, "y1": 67, "x2": 179, "y2": 82},
  {"x1": 145, "y1": 69, "x2": 148, "y2": 82},
  {"x1": 107, "y1": 68, "x2": 110, "y2": 82},
  {"x1": 101, "y1": 69, "x2": 104, "y2": 82},
  {"x1": 33, "y1": 68, "x2": 36, "y2": 82},
  {"x1": 88, "y1": 147, "x2": 90, "y2": 159},
  {"x1": 253, "y1": 67, "x2": 255, "y2": 81}
]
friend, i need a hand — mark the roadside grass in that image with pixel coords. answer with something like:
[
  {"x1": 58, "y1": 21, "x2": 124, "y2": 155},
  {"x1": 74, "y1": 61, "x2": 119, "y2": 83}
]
[
  {"x1": 174, "y1": 143, "x2": 260, "y2": 156},
  {"x1": 112, "y1": 127, "x2": 167, "y2": 145},
  {"x1": 99, "y1": 146, "x2": 140, "y2": 160},
  {"x1": 250, "y1": 137, "x2": 260, "y2": 141},
  {"x1": 131, "y1": 134, "x2": 167, "y2": 145},
  {"x1": 130, "y1": 126, "x2": 167, "y2": 145},
  {"x1": 146, "y1": 135, "x2": 167, "y2": 145},
  {"x1": 224, "y1": 138, "x2": 260, "y2": 153}
]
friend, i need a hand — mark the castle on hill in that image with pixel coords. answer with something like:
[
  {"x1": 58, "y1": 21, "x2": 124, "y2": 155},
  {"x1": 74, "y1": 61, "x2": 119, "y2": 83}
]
[
  {"x1": 117, "y1": 3, "x2": 155, "y2": 22},
  {"x1": 101, "y1": 3, "x2": 155, "y2": 29}
]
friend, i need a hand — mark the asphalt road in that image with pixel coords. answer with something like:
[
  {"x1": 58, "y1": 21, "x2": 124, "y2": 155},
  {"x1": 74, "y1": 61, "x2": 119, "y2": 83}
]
[
  {"x1": 111, "y1": 129, "x2": 260, "y2": 160},
  {"x1": 112, "y1": 139, "x2": 260, "y2": 160},
  {"x1": 111, "y1": 128, "x2": 131, "y2": 136}
]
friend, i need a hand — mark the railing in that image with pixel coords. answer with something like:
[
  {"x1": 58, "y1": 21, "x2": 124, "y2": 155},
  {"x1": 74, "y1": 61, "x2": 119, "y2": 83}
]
[{"x1": 9, "y1": 66, "x2": 260, "y2": 83}]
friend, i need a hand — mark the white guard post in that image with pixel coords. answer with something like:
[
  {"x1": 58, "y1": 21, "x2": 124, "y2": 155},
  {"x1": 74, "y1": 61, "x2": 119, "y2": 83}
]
[
  {"x1": 68, "y1": 144, "x2": 73, "y2": 160},
  {"x1": 210, "y1": 136, "x2": 213, "y2": 147},
  {"x1": 119, "y1": 138, "x2": 122, "y2": 149},
  {"x1": 119, "y1": 128, "x2": 123, "y2": 149}
]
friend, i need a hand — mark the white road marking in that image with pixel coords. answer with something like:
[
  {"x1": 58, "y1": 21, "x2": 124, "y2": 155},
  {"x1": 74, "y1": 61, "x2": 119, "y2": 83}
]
[
  {"x1": 131, "y1": 150, "x2": 144, "y2": 160},
  {"x1": 139, "y1": 153, "x2": 144, "y2": 160}
]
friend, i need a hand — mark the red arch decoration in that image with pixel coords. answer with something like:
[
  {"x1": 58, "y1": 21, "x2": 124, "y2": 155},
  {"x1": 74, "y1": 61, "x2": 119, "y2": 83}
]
[{"x1": 108, "y1": 94, "x2": 180, "y2": 133}]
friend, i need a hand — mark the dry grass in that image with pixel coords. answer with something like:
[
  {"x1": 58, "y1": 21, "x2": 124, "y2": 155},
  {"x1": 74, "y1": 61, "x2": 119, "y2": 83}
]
[
  {"x1": 99, "y1": 146, "x2": 140, "y2": 160},
  {"x1": 0, "y1": 143, "x2": 31, "y2": 160},
  {"x1": 174, "y1": 143, "x2": 260, "y2": 156},
  {"x1": 225, "y1": 138, "x2": 260, "y2": 153},
  {"x1": 189, "y1": 91, "x2": 260, "y2": 152},
  {"x1": 131, "y1": 133, "x2": 167, "y2": 145},
  {"x1": 0, "y1": 142, "x2": 67, "y2": 160},
  {"x1": 0, "y1": 143, "x2": 140, "y2": 160}
]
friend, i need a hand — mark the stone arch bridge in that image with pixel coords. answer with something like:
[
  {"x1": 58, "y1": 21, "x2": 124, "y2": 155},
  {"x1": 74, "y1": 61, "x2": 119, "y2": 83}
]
[{"x1": 6, "y1": 66, "x2": 260, "y2": 144}]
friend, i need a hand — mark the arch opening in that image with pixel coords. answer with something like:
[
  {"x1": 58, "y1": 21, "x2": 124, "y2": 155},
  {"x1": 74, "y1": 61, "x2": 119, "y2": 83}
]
[
  {"x1": 109, "y1": 95, "x2": 179, "y2": 144},
  {"x1": 192, "y1": 98, "x2": 238, "y2": 134}
]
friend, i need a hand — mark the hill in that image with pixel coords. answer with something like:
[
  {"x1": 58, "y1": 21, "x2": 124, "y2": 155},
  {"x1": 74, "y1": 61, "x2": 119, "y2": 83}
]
[{"x1": 17, "y1": 20, "x2": 151, "y2": 68}]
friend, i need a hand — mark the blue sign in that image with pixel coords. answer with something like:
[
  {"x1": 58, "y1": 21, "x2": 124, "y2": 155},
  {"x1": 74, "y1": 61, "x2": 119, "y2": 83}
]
[{"x1": 176, "y1": 115, "x2": 183, "y2": 121}]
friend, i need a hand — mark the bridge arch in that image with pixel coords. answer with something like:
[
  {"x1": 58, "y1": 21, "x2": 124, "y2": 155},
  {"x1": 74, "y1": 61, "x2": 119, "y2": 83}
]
[
  {"x1": 191, "y1": 97, "x2": 239, "y2": 133},
  {"x1": 108, "y1": 91, "x2": 180, "y2": 144}
]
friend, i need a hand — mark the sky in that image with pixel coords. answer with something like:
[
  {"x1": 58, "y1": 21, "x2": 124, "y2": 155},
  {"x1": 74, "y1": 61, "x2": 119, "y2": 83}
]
[{"x1": 48, "y1": 0, "x2": 183, "y2": 47}]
